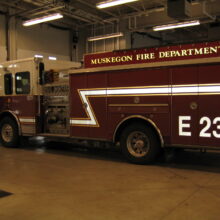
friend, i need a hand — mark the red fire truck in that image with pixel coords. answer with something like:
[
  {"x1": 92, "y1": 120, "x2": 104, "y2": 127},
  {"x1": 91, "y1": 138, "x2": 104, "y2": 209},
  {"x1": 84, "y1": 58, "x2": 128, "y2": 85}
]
[{"x1": 1, "y1": 41, "x2": 220, "y2": 164}]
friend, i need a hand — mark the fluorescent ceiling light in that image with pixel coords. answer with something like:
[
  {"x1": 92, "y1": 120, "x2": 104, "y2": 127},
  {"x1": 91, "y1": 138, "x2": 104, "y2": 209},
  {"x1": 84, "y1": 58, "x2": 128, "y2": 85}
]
[
  {"x1": 9, "y1": 64, "x2": 17, "y2": 68},
  {"x1": 23, "y1": 13, "x2": 63, "y2": 26},
  {"x1": 153, "y1": 20, "x2": 200, "y2": 31},
  {"x1": 49, "y1": 56, "x2": 57, "y2": 60},
  {"x1": 88, "y1": 32, "x2": 124, "y2": 41},
  {"x1": 97, "y1": 0, "x2": 139, "y2": 9},
  {"x1": 34, "y1": 54, "x2": 43, "y2": 58}
]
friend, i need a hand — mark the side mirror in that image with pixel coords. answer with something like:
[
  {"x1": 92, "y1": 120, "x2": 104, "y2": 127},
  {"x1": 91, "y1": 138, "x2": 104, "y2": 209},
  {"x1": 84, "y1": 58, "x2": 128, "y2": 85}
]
[{"x1": 39, "y1": 62, "x2": 45, "y2": 85}]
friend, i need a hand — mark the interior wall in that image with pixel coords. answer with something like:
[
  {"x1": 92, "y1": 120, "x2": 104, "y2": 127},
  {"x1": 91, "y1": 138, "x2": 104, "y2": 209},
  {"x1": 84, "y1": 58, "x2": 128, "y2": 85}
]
[
  {"x1": 208, "y1": 26, "x2": 220, "y2": 41},
  {"x1": 1, "y1": 12, "x2": 220, "y2": 63},
  {"x1": 0, "y1": 15, "x2": 71, "y2": 62},
  {"x1": 86, "y1": 21, "x2": 128, "y2": 54},
  {"x1": 0, "y1": 14, "x2": 6, "y2": 62},
  {"x1": 130, "y1": 32, "x2": 160, "y2": 49},
  {"x1": 76, "y1": 29, "x2": 86, "y2": 62},
  {"x1": 17, "y1": 20, "x2": 70, "y2": 61}
]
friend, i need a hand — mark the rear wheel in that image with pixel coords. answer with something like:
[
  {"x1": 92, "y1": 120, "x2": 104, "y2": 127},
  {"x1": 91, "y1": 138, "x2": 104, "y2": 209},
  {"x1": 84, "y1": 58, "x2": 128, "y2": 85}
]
[
  {"x1": 0, "y1": 117, "x2": 19, "y2": 147},
  {"x1": 120, "y1": 123, "x2": 160, "y2": 164}
]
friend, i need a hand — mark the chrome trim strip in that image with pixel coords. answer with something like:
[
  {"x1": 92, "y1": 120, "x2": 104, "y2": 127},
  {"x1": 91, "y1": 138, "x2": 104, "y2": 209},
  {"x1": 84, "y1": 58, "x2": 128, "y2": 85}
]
[
  {"x1": 108, "y1": 104, "x2": 169, "y2": 107},
  {"x1": 19, "y1": 118, "x2": 36, "y2": 123}
]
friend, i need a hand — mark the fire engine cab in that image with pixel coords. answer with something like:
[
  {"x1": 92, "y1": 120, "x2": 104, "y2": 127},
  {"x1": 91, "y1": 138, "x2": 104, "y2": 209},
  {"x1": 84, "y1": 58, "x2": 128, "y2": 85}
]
[
  {"x1": 0, "y1": 57, "x2": 80, "y2": 147},
  {"x1": 1, "y1": 41, "x2": 220, "y2": 164}
]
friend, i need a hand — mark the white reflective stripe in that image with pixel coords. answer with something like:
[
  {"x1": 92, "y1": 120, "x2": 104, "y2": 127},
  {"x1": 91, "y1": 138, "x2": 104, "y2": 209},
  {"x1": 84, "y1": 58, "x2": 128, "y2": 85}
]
[
  {"x1": 172, "y1": 86, "x2": 198, "y2": 93},
  {"x1": 82, "y1": 90, "x2": 106, "y2": 96},
  {"x1": 172, "y1": 85, "x2": 220, "y2": 94},
  {"x1": 80, "y1": 91, "x2": 104, "y2": 125},
  {"x1": 71, "y1": 83, "x2": 220, "y2": 126},
  {"x1": 199, "y1": 85, "x2": 220, "y2": 93},
  {"x1": 107, "y1": 87, "x2": 170, "y2": 95},
  {"x1": 70, "y1": 119, "x2": 95, "y2": 125},
  {"x1": 19, "y1": 118, "x2": 35, "y2": 123},
  {"x1": 80, "y1": 85, "x2": 220, "y2": 97}
]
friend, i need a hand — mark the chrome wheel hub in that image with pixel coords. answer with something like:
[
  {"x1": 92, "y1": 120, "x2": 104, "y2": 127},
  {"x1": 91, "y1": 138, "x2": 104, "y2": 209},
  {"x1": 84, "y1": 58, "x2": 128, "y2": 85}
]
[
  {"x1": 127, "y1": 131, "x2": 149, "y2": 157},
  {"x1": 2, "y1": 124, "x2": 13, "y2": 143}
]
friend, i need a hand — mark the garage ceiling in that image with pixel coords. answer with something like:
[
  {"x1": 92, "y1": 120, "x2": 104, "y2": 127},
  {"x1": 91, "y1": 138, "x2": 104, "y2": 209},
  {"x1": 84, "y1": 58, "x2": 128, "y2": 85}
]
[{"x1": 0, "y1": 0, "x2": 220, "y2": 42}]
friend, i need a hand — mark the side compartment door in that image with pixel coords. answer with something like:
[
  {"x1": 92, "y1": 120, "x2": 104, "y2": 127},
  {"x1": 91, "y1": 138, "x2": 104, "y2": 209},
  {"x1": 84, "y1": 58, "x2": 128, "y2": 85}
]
[
  {"x1": 171, "y1": 66, "x2": 199, "y2": 146},
  {"x1": 198, "y1": 64, "x2": 220, "y2": 147}
]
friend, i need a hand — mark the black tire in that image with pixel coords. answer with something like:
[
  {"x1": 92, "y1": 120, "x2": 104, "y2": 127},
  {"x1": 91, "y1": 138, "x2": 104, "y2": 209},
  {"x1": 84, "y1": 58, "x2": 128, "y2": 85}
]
[
  {"x1": 120, "y1": 123, "x2": 160, "y2": 164},
  {"x1": 0, "y1": 117, "x2": 19, "y2": 148}
]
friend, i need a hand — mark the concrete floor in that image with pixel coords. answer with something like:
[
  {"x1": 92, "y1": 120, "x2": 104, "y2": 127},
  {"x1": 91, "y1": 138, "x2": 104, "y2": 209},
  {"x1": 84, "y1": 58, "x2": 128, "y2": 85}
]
[{"x1": 0, "y1": 143, "x2": 220, "y2": 220}]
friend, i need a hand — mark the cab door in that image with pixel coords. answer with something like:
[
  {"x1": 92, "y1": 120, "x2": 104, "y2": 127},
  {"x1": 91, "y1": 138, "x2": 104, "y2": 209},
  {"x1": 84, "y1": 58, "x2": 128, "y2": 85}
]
[
  {"x1": 171, "y1": 65, "x2": 199, "y2": 146},
  {"x1": 1, "y1": 73, "x2": 13, "y2": 110}
]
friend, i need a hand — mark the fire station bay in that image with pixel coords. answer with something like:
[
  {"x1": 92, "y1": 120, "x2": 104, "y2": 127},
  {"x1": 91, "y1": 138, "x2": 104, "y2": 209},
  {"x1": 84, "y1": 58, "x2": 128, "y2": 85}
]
[{"x1": 1, "y1": 1, "x2": 220, "y2": 220}]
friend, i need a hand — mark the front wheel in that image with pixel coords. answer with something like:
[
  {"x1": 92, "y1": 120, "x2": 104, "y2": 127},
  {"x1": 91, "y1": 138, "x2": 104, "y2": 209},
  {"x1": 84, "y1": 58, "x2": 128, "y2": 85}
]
[
  {"x1": 0, "y1": 117, "x2": 19, "y2": 147},
  {"x1": 120, "y1": 123, "x2": 160, "y2": 164}
]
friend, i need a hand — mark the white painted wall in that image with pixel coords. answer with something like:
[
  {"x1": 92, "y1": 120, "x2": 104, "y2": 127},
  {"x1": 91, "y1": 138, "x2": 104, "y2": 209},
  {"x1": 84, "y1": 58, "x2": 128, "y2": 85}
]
[
  {"x1": 17, "y1": 21, "x2": 70, "y2": 60},
  {"x1": 0, "y1": 15, "x2": 5, "y2": 47},
  {"x1": 0, "y1": 15, "x2": 6, "y2": 62},
  {"x1": 0, "y1": 46, "x2": 6, "y2": 62},
  {"x1": 0, "y1": 15, "x2": 71, "y2": 62}
]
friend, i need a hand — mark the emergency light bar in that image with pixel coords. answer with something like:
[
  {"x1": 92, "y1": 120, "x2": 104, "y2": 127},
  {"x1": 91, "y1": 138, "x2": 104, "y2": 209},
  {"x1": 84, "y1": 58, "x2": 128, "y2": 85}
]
[
  {"x1": 88, "y1": 32, "x2": 124, "y2": 41},
  {"x1": 153, "y1": 20, "x2": 200, "y2": 31},
  {"x1": 23, "y1": 13, "x2": 63, "y2": 26},
  {"x1": 97, "y1": 0, "x2": 139, "y2": 9}
]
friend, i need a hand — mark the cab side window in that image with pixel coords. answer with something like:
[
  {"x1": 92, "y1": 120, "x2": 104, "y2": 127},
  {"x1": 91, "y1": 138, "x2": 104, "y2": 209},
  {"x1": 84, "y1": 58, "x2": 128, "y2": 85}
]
[
  {"x1": 15, "y1": 71, "x2": 30, "y2": 94},
  {"x1": 4, "y1": 73, "x2": 13, "y2": 95}
]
